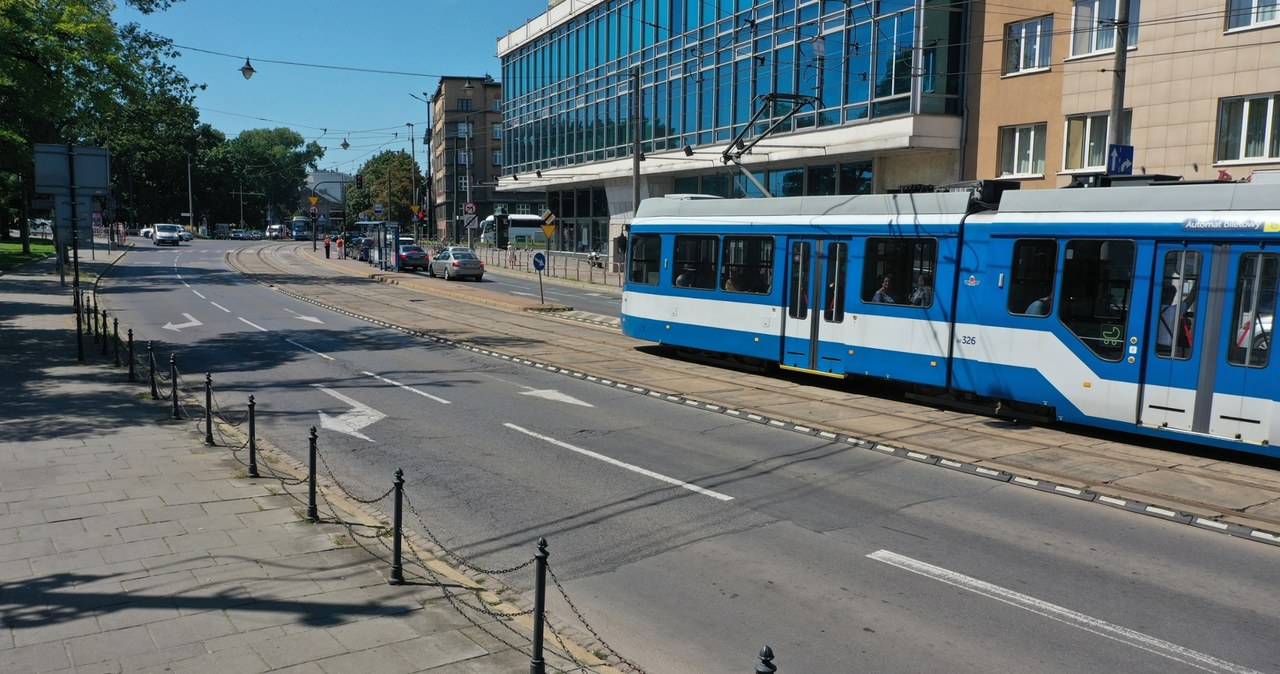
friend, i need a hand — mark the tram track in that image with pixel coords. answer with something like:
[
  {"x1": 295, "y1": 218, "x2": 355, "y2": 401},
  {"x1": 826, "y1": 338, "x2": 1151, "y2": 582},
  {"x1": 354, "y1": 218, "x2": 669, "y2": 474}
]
[{"x1": 223, "y1": 242, "x2": 1280, "y2": 537}]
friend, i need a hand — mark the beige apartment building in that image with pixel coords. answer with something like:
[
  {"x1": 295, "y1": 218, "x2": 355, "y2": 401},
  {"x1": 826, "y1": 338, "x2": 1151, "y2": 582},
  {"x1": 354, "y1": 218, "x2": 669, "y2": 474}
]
[{"x1": 970, "y1": 0, "x2": 1280, "y2": 188}]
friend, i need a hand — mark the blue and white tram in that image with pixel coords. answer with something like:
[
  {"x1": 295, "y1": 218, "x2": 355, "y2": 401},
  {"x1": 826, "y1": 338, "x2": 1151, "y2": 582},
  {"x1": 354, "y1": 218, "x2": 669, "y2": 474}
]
[{"x1": 620, "y1": 179, "x2": 1279, "y2": 458}]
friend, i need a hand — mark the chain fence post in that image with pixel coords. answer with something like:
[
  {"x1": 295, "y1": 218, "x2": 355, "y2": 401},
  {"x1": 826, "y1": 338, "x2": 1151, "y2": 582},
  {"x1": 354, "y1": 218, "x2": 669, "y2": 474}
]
[
  {"x1": 112, "y1": 318, "x2": 120, "y2": 366},
  {"x1": 307, "y1": 427, "x2": 319, "y2": 522},
  {"x1": 169, "y1": 354, "x2": 179, "y2": 419},
  {"x1": 127, "y1": 329, "x2": 136, "y2": 381},
  {"x1": 756, "y1": 645, "x2": 776, "y2": 673},
  {"x1": 90, "y1": 295, "x2": 98, "y2": 342},
  {"x1": 148, "y1": 342, "x2": 158, "y2": 400},
  {"x1": 203, "y1": 372, "x2": 214, "y2": 445},
  {"x1": 389, "y1": 468, "x2": 405, "y2": 585},
  {"x1": 247, "y1": 395, "x2": 259, "y2": 478},
  {"x1": 100, "y1": 309, "x2": 108, "y2": 355},
  {"x1": 530, "y1": 537, "x2": 549, "y2": 674},
  {"x1": 74, "y1": 289, "x2": 85, "y2": 361}
]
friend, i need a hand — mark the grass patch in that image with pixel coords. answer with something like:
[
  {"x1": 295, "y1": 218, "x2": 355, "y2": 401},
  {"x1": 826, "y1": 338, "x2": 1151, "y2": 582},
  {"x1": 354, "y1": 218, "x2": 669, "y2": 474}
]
[{"x1": 0, "y1": 241, "x2": 55, "y2": 272}]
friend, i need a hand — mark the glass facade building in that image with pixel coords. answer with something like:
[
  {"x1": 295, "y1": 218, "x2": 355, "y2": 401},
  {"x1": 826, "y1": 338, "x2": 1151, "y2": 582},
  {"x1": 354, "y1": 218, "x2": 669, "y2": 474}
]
[{"x1": 501, "y1": 0, "x2": 965, "y2": 174}]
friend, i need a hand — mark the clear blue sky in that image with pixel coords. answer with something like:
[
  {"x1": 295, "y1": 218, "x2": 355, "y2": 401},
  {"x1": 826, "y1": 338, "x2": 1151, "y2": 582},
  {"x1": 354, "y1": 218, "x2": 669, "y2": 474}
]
[{"x1": 113, "y1": 0, "x2": 549, "y2": 174}]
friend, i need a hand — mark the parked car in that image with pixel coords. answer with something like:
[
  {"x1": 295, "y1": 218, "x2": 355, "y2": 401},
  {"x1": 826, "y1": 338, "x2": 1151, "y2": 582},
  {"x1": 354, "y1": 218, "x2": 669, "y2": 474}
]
[
  {"x1": 428, "y1": 248, "x2": 484, "y2": 281},
  {"x1": 397, "y1": 245, "x2": 428, "y2": 271},
  {"x1": 230, "y1": 229, "x2": 247, "y2": 240},
  {"x1": 152, "y1": 223, "x2": 183, "y2": 246},
  {"x1": 139, "y1": 226, "x2": 154, "y2": 239},
  {"x1": 179, "y1": 230, "x2": 194, "y2": 242},
  {"x1": 247, "y1": 230, "x2": 263, "y2": 240}
]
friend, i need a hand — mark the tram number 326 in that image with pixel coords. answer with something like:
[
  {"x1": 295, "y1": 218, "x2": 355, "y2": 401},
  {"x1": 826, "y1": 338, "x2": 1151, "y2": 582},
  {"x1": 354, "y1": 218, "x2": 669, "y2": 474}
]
[{"x1": 958, "y1": 335, "x2": 978, "y2": 345}]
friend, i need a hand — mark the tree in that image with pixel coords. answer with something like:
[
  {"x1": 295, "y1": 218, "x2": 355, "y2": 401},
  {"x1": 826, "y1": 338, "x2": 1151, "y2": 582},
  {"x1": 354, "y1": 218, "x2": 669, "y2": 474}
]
[
  {"x1": 346, "y1": 151, "x2": 420, "y2": 226},
  {"x1": 227, "y1": 128, "x2": 325, "y2": 227}
]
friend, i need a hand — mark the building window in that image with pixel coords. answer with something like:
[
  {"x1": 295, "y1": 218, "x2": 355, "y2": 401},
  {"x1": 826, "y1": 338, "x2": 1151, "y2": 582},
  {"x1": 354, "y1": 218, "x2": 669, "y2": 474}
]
[
  {"x1": 492, "y1": 123, "x2": 502, "y2": 140},
  {"x1": 493, "y1": 149, "x2": 503, "y2": 165},
  {"x1": 999, "y1": 123, "x2": 1047, "y2": 177},
  {"x1": 457, "y1": 173, "x2": 469, "y2": 193},
  {"x1": 1061, "y1": 239, "x2": 1135, "y2": 361},
  {"x1": 458, "y1": 98, "x2": 473, "y2": 111},
  {"x1": 493, "y1": 97, "x2": 502, "y2": 112},
  {"x1": 1216, "y1": 93, "x2": 1280, "y2": 161},
  {"x1": 1004, "y1": 16, "x2": 1053, "y2": 74},
  {"x1": 455, "y1": 150, "x2": 472, "y2": 165},
  {"x1": 1064, "y1": 111, "x2": 1130, "y2": 170},
  {"x1": 1071, "y1": 0, "x2": 1140, "y2": 57},
  {"x1": 453, "y1": 121, "x2": 473, "y2": 139},
  {"x1": 1228, "y1": 0, "x2": 1280, "y2": 29}
]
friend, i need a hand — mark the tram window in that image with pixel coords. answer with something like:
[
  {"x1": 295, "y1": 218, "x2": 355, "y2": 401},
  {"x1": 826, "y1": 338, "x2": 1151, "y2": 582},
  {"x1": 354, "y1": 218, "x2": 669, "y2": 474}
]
[
  {"x1": 1008, "y1": 239, "x2": 1057, "y2": 316},
  {"x1": 823, "y1": 242, "x2": 848, "y2": 322},
  {"x1": 1227, "y1": 253, "x2": 1277, "y2": 368},
  {"x1": 789, "y1": 241, "x2": 811, "y2": 319},
  {"x1": 721, "y1": 236, "x2": 774, "y2": 294},
  {"x1": 1060, "y1": 239, "x2": 1135, "y2": 362},
  {"x1": 672, "y1": 235, "x2": 718, "y2": 289},
  {"x1": 861, "y1": 237, "x2": 937, "y2": 306},
  {"x1": 1156, "y1": 249, "x2": 1202, "y2": 360},
  {"x1": 628, "y1": 234, "x2": 662, "y2": 286}
]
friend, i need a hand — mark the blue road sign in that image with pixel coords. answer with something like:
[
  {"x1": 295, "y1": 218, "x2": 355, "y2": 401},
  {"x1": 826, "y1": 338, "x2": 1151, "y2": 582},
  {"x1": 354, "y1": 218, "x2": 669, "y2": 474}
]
[
  {"x1": 1108, "y1": 144, "x2": 1134, "y2": 175},
  {"x1": 533, "y1": 252, "x2": 546, "y2": 271}
]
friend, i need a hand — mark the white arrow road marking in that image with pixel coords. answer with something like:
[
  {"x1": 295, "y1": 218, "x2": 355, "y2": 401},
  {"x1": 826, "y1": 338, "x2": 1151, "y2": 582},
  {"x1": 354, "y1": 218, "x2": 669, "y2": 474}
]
[
  {"x1": 314, "y1": 385, "x2": 386, "y2": 442},
  {"x1": 364, "y1": 371, "x2": 450, "y2": 404},
  {"x1": 238, "y1": 317, "x2": 268, "y2": 332},
  {"x1": 867, "y1": 550, "x2": 1262, "y2": 674},
  {"x1": 162, "y1": 313, "x2": 202, "y2": 332},
  {"x1": 505, "y1": 423, "x2": 732, "y2": 501},
  {"x1": 285, "y1": 307, "x2": 324, "y2": 324},
  {"x1": 520, "y1": 387, "x2": 593, "y2": 407}
]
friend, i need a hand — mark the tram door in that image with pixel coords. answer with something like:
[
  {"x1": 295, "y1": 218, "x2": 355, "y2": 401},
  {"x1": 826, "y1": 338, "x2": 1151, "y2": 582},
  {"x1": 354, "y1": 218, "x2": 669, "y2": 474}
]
[
  {"x1": 780, "y1": 239, "x2": 848, "y2": 374},
  {"x1": 1140, "y1": 244, "x2": 1277, "y2": 443}
]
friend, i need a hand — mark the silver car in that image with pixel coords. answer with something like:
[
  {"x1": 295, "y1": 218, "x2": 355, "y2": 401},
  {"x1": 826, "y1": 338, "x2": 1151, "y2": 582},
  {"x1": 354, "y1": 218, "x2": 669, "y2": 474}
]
[{"x1": 428, "y1": 248, "x2": 484, "y2": 281}]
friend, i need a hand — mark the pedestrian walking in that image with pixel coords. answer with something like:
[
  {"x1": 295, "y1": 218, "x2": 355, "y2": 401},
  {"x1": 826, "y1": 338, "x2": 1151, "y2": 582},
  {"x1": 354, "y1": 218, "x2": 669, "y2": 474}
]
[
  {"x1": 323, "y1": 235, "x2": 331, "y2": 258},
  {"x1": 336, "y1": 236, "x2": 344, "y2": 259},
  {"x1": 507, "y1": 243, "x2": 517, "y2": 267}
]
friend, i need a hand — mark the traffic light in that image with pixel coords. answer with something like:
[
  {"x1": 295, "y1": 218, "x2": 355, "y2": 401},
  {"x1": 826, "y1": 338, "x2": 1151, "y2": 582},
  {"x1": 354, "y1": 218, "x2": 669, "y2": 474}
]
[{"x1": 356, "y1": 174, "x2": 363, "y2": 189}]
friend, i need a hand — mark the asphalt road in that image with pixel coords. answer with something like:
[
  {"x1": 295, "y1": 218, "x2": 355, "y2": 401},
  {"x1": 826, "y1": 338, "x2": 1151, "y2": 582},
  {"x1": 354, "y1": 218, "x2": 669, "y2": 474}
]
[{"x1": 99, "y1": 240, "x2": 1280, "y2": 674}]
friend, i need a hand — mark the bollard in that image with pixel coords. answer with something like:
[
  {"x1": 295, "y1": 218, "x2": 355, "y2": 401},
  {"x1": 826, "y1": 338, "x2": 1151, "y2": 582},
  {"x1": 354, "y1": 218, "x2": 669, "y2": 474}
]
[
  {"x1": 530, "y1": 537, "x2": 549, "y2": 674},
  {"x1": 203, "y1": 373, "x2": 214, "y2": 445},
  {"x1": 112, "y1": 318, "x2": 120, "y2": 366},
  {"x1": 170, "y1": 354, "x2": 179, "y2": 420},
  {"x1": 148, "y1": 342, "x2": 159, "y2": 400},
  {"x1": 127, "y1": 330, "x2": 136, "y2": 381},
  {"x1": 247, "y1": 395, "x2": 259, "y2": 478},
  {"x1": 755, "y1": 646, "x2": 777, "y2": 674},
  {"x1": 90, "y1": 296, "x2": 98, "y2": 342},
  {"x1": 389, "y1": 469, "x2": 405, "y2": 585},
  {"x1": 100, "y1": 309, "x2": 108, "y2": 355},
  {"x1": 307, "y1": 427, "x2": 319, "y2": 522}
]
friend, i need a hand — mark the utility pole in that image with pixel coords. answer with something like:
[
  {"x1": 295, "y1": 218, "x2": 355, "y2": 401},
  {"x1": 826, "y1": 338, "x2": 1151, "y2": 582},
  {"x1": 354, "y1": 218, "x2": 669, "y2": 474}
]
[
  {"x1": 1106, "y1": 0, "x2": 1131, "y2": 151},
  {"x1": 406, "y1": 122, "x2": 417, "y2": 239},
  {"x1": 629, "y1": 67, "x2": 641, "y2": 237}
]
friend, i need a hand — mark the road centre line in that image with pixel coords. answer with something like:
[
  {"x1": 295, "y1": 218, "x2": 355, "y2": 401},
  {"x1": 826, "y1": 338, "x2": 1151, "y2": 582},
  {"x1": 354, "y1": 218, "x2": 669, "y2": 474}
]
[
  {"x1": 287, "y1": 339, "x2": 334, "y2": 361},
  {"x1": 210, "y1": 302, "x2": 230, "y2": 313},
  {"x1": 504, "y1": 423, "x2": 733, "y2": 502},
  {"x1": 238, "y1": 317, "x2": 268, "y2": 332},
  {"x1": 363, "y1": 371, "x2": 450, "y2": 404},
  {"x1": 867, "y1": 550, "x2": 1261, "y2": 674},
  {"x1": 192, "y1": 289, "x2": 206, "y2": 299}
]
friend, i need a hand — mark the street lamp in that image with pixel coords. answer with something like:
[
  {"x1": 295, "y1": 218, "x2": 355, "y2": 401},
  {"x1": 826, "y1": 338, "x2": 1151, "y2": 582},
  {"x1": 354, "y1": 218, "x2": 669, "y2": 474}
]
[
  {"x1": 240, "y1": 58, "x2": 256, "y2": 80},
  {"x1": 410, "y1": 92, "x2": 435, "y2": 240},
  {"x1": 406, "y1": 122, "x2": 416, "y2": 238}
]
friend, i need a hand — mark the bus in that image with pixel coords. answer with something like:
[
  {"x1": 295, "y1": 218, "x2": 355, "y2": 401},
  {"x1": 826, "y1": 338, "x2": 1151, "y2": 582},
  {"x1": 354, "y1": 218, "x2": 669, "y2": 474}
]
[
  {"x1": 290, "y1": 216, "x2": 311, "y2": 241},
  {"x1": 479, "y1": 214, "x2": 547, "y2": 247}
]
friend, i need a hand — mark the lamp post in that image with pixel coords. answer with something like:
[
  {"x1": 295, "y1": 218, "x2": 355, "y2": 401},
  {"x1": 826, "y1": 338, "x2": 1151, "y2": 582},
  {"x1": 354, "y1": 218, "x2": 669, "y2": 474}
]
[
  {"x1": 410, "y1": 92, "x2": 435, "y2": 240},
  {"x1": 406, "y1": 122, "x2": 417, "y2": 239}
]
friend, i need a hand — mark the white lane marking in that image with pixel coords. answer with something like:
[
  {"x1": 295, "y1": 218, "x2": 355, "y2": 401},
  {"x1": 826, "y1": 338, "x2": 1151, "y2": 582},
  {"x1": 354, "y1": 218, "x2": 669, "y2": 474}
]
[
  {"x1": 512, "y1": 291, "x2": 538, "y2": 298},
  {"x1": 314, "y1": 385, "x2": 385, "y2": 442},
  {"x1": 210, "y1": 302, "x2": 230, "y2": 313},
  {"x1": 162, "y1": 313, "x2": 202, "y2": 332},
  {"x1": 505, "y1": 423, "x2": 733, "y2": 502},
  {"x1": 287, "y1": 339, "x2": 334, "y2": 361},
  {"x1": 363, "y1": 371, "x2": 450, "y2": 404},
  {"x1": 238, "y1": 317, "x2": 268, "y2": 332},
  {"x1": 520, "y1": 387, "x2": 593, "y2": 407},
  {"x1": 192, "y1": 289, "x2": 206, "y2": 299},
  {"x1": 867, "y1": 550, "x2": 1262, "y2": 674},
  {"x1": 285, "y1": 307, "x2": 324, "y2": 324}
]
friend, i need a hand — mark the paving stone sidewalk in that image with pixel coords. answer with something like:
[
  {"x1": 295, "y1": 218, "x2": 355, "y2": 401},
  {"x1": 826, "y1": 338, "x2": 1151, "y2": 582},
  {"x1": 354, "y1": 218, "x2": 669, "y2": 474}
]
[{"x1": 0, "y1": 249, "x2": 604, "y2": 673}]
